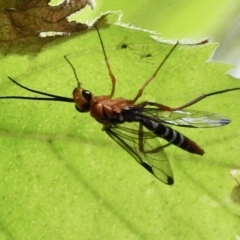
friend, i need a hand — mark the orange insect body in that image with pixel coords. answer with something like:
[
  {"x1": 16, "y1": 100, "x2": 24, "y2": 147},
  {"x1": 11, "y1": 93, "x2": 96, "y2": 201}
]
[
  {"x1": 89, "y1": 97, "x2": 131, "y2": 124},
  {"x1": 73, "y1": 87, "x2": 132, "y2": 124}
]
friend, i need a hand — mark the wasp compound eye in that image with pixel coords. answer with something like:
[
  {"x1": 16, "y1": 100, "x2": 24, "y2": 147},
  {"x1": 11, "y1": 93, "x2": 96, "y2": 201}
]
[{"x1": 82, "y1": 90, "x2": 92, "y2": 102}]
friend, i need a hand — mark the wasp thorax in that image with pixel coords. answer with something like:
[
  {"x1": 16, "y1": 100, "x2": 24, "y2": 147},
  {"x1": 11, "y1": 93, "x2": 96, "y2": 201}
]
[{"x1": 73, "y1": 87, "x2": 93, "y2": 112}]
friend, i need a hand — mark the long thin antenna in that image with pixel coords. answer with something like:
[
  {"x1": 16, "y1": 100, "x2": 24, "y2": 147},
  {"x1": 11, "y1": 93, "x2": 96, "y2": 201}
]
[
  {"x1": 0, "y1": 77, "x2": 73, "y2": 103},
  {"x1": 64, "y1": 55, "x2": 81, "y2": 88}
]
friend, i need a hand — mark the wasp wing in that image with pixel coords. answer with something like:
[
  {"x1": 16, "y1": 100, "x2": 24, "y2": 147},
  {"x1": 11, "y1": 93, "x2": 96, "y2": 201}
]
[
  {"x1": 105, "y1": 123, "x2": 174, "y2": 185},
  {"x1": 140, "y1": 108, "x2": 230, "y2": 128}
]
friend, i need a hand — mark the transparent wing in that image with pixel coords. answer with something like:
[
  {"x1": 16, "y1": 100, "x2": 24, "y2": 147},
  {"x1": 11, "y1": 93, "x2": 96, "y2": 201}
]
[
  {"x1": 105, "y1": 122, "x2": 174, "y2": 185},
  {"x1": 141, "y1": 108, "x2": 230, "y2": 128}
]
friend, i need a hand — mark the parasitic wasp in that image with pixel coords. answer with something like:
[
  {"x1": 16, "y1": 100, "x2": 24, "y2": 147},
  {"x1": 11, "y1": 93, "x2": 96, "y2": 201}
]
[{"x1": 1, "y1": 25, "x2": 240, "y2": 185}]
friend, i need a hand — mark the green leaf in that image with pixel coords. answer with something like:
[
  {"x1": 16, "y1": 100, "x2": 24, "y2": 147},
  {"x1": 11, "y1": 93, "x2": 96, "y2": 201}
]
[
  {"x1": 75, "y1": 0, "x2": 240, "y2": 39},
  {"x1": 0, "y1": 14, "x2": 239, "y2": 239}
]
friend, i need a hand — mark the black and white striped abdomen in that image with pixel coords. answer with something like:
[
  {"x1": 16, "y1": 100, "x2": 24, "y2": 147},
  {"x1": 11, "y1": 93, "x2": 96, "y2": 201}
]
[{"x1": 140, "y1": 118, "x2": 204, "y2": 155}]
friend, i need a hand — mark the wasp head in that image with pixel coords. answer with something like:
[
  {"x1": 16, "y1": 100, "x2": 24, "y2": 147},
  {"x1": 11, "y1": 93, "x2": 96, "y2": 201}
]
[{"x1": 73, "y1": 87, "x2": 93, "y2": 112}]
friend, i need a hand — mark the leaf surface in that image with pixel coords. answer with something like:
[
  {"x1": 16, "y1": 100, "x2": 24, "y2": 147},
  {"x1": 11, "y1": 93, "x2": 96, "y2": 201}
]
[{"x1": 0, "y1": 14, "x2": 240, "y2": 240}]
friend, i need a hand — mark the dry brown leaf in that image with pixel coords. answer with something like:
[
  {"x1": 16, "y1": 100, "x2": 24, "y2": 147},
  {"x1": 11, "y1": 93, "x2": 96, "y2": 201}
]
[{"x1": 0, "y1": 0, "x2": 94, "y2": 53}]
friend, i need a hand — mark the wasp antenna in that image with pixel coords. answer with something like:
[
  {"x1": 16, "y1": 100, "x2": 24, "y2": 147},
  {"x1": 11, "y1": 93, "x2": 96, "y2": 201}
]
[
  {"x1": 64, "y1": 55, "x2": 81, "y2": 88},
  {"x1": 0, "y1": 76, "x2": 73, "y2": 103},
  {"x1": 94, "y1": 24, "x2": 116, "y2": 98}
]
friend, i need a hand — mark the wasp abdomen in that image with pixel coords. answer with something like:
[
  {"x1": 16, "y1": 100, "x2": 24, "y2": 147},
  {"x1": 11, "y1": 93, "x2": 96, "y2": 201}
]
[{"x1": 140, "y1": 119, "x2": 204, "y2": 155}]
